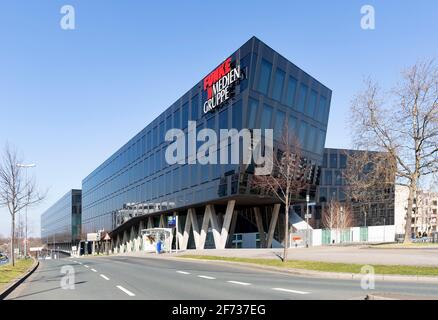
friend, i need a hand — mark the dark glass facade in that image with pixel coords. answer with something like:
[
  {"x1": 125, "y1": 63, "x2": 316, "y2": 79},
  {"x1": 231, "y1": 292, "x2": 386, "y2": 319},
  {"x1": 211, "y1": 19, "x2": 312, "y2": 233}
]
[
  {"x1": 41, "y1": 189, "x2": 82, "y2": 244},
  {"x1": 316, "y1": 148, "x2": 395, "y2": 227},
  {"x1": 81, "y1": 37, "x2": 332, "y2": 235}
]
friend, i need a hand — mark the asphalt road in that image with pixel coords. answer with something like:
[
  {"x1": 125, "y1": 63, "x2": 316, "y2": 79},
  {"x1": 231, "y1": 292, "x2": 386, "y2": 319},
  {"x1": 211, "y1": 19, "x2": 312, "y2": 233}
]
[{"x1": 6, "y1": 255, "x2": 438, "y2": 300}]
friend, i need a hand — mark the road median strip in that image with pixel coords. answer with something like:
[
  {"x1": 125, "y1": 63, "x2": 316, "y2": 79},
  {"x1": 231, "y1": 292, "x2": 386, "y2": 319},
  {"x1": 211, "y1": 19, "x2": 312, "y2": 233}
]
[
  {"x1": 0, "y1": 258, "x2": 39, "y2": 299},
  {"x1": 177, "y1": 255, "x2": 438, "y2": 282}
]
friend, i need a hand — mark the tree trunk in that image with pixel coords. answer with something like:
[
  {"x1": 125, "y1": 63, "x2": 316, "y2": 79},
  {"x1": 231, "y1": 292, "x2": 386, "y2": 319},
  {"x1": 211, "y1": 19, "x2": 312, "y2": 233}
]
[
  {"x1": 404, "y1": 183, "x2": 416, "y2": 243},
  {"x1": 11, "y1": 213, "x2": 15, "y2": 266},
  {"x1": 283, "y1": 202, "x2": 288, "y2": 262}
]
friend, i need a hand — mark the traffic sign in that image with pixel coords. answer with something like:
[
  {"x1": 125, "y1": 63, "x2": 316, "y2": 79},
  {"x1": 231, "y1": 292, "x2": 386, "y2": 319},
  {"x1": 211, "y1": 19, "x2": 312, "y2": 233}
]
[
  {"x1": 305, "y1": 214, "x2": 312, "y2": 219},
  {"x1": 167, "y1": 216, "x2": 176, "y2": 228}
]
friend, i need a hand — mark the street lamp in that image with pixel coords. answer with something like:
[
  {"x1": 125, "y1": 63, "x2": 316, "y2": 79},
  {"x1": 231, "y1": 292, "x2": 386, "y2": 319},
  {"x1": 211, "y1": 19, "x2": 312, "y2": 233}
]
[{"x1": 16, "y1": 163, "x2": 36, "y2": 258}]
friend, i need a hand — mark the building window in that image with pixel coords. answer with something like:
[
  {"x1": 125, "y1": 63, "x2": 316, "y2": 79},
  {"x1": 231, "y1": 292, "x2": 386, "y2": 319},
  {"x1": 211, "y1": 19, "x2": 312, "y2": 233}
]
[
  {"x1": 317, "y1": 129, "x2": 326, "y2": 155},
  {"x1": 191, "y1": 95, "x2": 199, "y2": 121},
  {"x1": 329, "y1": 153, "x2": 338, "y2": 168},
  {"x1": 219, "y1": 108, "x2": 228, "y2": 130},
  {"x1": 299, "y1": 120, "x2": 308, "y2": 147},
  {"x1": 274, "y1": 110, "x2": 285, "y2": 140},
  {"x1": 298, "y1": 83, "x2": 308, "y2": 113},
  {"x1": 247, "y1": 98, "x2": 258, "y2": 128},
  {"x1": 335, "y1": 170, "x2": 342, "y2": 185},
  {"x1": 232, "y1": 100, "x2": 242, "y2": 129},
  {"x1": 307, "y1": 90, "x2": 318, "y2": 118},
  {"x1": 272, "y1": 68, "x2": 285, "y2": 101},
  {"x1": 339, "y1": 189, "x2": 346, "y2": 201},
  {"x1": 258, "y1": 59, "x2": 272, "y2": 95},
  {"x1": 173, "y1": 108, "x2": 181, "y2": 129},
  {"x1": 261, "y1": 104, "x2": 273, "y2": 130},
  {"x1": 324, "y1": 170, "x2": 332, "y2": 185},
  {"x1": 288, "y1": 115, "x2": 298, "y2": 140},
  {"x1": 340, "y1": 153, "x2": 347, "y2": 168},
  {"x1": 319, "y1": 187, "x2": 327, "y2": 202},
  {"x1": 182, "y1": 102, "x2": 189, "y2": 128},
  {"x1": 318, "y1": 96, "x2": 327, "y2": 123},
  {"x1": 286, "y1": 76, "x2": 297, "y2": 107},
  {"x1": 323, "y1": 153, "x2": 328, "y2": 168},
  {"x1": 329, "y1": 188, "x2": 337, "y2": 200}
]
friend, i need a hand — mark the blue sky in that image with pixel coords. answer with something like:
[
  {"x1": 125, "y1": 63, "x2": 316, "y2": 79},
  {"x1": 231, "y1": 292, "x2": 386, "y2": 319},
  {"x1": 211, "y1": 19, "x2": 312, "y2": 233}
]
[{"x1": 0, "y1": 0, "x2": 437, "y2": 237}]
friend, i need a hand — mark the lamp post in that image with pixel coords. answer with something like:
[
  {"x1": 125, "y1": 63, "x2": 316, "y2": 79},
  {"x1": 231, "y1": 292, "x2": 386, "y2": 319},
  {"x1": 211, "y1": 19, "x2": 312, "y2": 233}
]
[{"x1": 16, "y1": 163, "x2": 36, "y2": 258}]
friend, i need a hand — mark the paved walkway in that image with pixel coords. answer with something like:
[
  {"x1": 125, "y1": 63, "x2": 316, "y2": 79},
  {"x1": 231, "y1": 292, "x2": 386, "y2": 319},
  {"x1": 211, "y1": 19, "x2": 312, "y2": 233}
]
[{"x1": 119, "y1": 245, "x2": 438, "y2": 266}]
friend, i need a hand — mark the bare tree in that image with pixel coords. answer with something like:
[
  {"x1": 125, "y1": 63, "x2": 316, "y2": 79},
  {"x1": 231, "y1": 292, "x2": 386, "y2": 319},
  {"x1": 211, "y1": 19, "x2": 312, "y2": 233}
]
[
  {"x1": 322, "y1": 199, "x2": 353, "y2": 243},
  {"x1": 342, "y1": 150, "x2": 396, "y2": 227},
  {"x1": 350, "y1": 59, "x2": 438, "y2": 243},
  {"x1": 0, "y1": 144, "x2": 45, "y2": 266},
  {"x1": 252, "y1": 125, "x2": 314, "y2": 261}
]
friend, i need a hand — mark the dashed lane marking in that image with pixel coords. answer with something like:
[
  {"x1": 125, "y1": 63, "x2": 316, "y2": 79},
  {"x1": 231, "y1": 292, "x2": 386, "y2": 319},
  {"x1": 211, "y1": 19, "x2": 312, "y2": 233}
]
[
  {"x1": 227, "y1": 281, "x2": 251, "y2": 286},
  {"x1": 198, "y1": 275, "x2": 216, "y2": 280},
  {"x1": 176, "y1": 271, "x2": 190, "y2": 275},
  {"x1": 100, "y1": 274, "x2": 110, "y2": 280},
  {"x1": 116, "y1": 285, "x2": 135, "y2": 297},
  {"x1": 272, "y1": 287, "x2": 310, "y2": 295}
]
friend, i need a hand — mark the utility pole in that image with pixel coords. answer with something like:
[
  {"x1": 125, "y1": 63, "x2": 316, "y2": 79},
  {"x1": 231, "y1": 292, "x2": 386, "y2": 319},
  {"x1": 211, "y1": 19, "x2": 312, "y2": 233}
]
[
  {"x1": 16, "y1": 163, "x2": 36, "y2": 258},
  {"x1": 306, "y1": 195, "x2": 310, "y2": 248}
]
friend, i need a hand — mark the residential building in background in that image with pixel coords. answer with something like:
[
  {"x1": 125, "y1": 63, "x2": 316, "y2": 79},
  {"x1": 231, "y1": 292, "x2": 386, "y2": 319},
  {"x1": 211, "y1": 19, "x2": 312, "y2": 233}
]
[
  {"x1": 40, "y1": 189, "x2": 82, "y2": 250},
  {"x1": 394, "y1": 187, "x2": 438, "y2": 237}
]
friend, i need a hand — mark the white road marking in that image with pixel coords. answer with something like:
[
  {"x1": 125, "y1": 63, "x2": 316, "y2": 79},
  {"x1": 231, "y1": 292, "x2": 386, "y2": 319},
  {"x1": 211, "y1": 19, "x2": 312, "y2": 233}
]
[
  {"x1": 198, "y1": 275, "x2": 216, "y2": 280},
  {"x1": 227, "y1": 281, "x2": 251, "y2": 286},
  {"x1": 77, "y1": 262, "x2": 82, "y2": 265},
  {"x1": 272, "y1": 287, "x2": 310, "y2": 295},
  {"x1": 100, "y1": 274, "x2": 110, "y2": 280},
  {"x1": 84, "y1": 265, "x2": 89, "y2": 268},
  {"x1": 176, "y1": 271, "x2": 190, "y2": 275},
  {"x1": 91, "y1": 268, "x2": 97, "y2": 272},
  {"x1": 116, "y1": 285, "x2": 135, "y2": 297}
]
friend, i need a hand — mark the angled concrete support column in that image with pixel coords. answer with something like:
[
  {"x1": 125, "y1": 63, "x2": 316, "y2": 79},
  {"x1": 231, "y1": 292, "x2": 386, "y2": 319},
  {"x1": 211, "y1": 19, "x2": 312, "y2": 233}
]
[
  {"x1": 218, "y1": 200, "x2": 236, "y2": 249},
  {"x1": 199, "y1": 205, "x2": 216, "y2": 249},
  {"x1": 267, "y1": 204, "x2": 280, "y2": 248},
  {"x1": 180, "y1": 208, "x2": 200, "y2": 250},
  {"x1": 226, "y1": 207, "x2": 238, "y2": 248},
  {"x1": 137, "y1": 220, "x2": 144, "y2": 251},
  {"x1": 147, "y1": 216, "x2": 153, "y2": 229},
  {"x1": 159, "y1": 215, "x2": 165, "y2": 228},
  {"x1": 254, "y1": 207, "x2": 267, "y2": 248}
]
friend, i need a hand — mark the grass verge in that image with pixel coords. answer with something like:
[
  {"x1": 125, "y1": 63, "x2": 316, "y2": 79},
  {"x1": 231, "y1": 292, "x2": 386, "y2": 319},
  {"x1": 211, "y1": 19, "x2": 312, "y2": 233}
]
[
  {"x1": 179, "y1": 255, "x2": 438, "y2": 276},
  {"x1": 0, "y1": 258, "x2": 34, "y2": 291},
  {"x1": 370, "y1": 242, "x2": 438, "y2": 249}
]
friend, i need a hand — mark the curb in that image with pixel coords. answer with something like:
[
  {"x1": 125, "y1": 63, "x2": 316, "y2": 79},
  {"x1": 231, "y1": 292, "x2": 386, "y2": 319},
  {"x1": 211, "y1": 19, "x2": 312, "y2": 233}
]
[{"x1": 0, "y1": 258, "x2": 39, "y2": 300}]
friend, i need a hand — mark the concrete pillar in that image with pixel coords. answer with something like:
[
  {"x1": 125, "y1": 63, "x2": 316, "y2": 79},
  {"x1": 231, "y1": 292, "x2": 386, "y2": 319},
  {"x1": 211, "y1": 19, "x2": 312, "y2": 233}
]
[
  {"x1": 226, "y1": 207, "x2": 238, "y2": 248},
  {"x1": 267, "y1": 204, "x2": 281, "y2": 248},
  {"x1": 147, "y1": 216, "x2": 153, "y2": 229},
  {"x1": 159, "y1": 215, "x2": 165, "y2": 228},
  {"x1": 254, "y1": 207, "x2": 267, "y2": 248},
  {"x1": 217, "y1": 200, "x2": 236, "y2": 249}
]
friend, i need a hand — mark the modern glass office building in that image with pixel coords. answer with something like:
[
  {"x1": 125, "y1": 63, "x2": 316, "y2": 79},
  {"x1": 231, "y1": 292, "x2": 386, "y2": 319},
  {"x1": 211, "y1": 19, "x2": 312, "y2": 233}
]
[
  {"x1": 79, "y1": 37, "x2": 331, "y2": 249},
  {"x1": 41, "y1": 189, "x2": 82, "y2": 249},
  {"x1": 315, "y1": 148, "x2": 395, "y2": 228}
]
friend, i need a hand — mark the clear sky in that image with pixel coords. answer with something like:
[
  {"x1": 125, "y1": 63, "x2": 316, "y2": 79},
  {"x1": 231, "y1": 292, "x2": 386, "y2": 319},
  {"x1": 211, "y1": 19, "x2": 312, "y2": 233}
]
[{"x1": 0, "y1": 0, "x2": 437, "y2": 237}]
